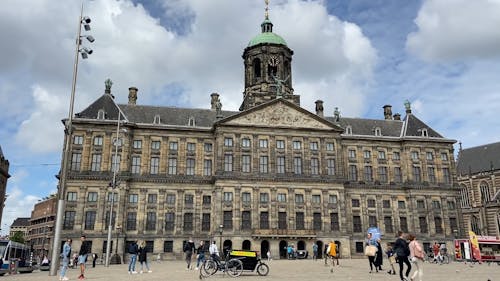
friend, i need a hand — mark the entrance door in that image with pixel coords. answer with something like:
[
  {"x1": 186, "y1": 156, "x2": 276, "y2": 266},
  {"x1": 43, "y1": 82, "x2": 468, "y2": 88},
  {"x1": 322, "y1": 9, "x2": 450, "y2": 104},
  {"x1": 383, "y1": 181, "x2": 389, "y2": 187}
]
[
  {"x1": 279, "y1": 240, "x2": 288, "y2": 259},
  {"x1": 223, "y1": 240, "x2": 232, "y2": 258},
  {"x1": 261, "y1": 240, "x2": 270, "y2": 259},
  {"x1": 316, "y1": 240, "x2": 324, "y2": 259},
  {"x1": 242, "y1": 240, "x2": 251, "y2": 250}
]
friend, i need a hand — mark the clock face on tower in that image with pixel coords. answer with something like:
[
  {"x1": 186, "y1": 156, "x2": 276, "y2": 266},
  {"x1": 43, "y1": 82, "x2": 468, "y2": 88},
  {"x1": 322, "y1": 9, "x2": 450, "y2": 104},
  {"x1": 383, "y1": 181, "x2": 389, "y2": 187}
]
[{"x1": 268, "y1": 55, "x2": 279, "y2": 67}]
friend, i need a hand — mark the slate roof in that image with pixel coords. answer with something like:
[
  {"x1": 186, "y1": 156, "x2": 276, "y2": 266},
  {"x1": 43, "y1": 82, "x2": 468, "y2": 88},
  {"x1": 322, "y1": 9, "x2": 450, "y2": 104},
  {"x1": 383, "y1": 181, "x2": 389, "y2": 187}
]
[
  {"x1": 327, "y1": 117, "x2": 403, "y2": 137},
  {"x1": 0, "y1": 145, "x2": 4, "y2": 159},
  {"x1": 456, "y1": 141, "x2": 500, "y2": 176},
  {"x1": 11, "y1": 217, "x2": 30, "y2": 227}
]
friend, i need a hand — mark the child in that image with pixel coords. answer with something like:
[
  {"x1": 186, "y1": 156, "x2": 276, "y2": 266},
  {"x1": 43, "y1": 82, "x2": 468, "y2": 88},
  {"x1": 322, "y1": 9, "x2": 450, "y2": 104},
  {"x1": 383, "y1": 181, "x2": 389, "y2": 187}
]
[{"x1": 385, "y1": 243, "x2": 396, "y2": 275}]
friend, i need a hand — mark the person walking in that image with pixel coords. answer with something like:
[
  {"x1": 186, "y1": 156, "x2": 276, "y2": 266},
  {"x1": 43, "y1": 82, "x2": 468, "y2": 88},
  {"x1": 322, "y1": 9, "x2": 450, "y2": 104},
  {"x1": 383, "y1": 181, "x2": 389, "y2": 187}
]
[
  {"x1": 209, "y1": 241, "x2": 220, "y2": 263},
  {"x1": 92, "y1": 253, "x2": 97, "y2": 268},
  {"x1": 328, "y1": 241, "x2": 339, "y2": 266},
  {"x1": 432, "y1": 242, "x2": 440, "y2": 263},
  {"x1": 138, "y1": 240, "x2": 152, "y2": 273},
  {"x1": 365, "y1": 233, "x2": 378, "y2": 273},
  {"x1": 374, "y1": 238, "x2": 383, "y2": 271},
  {"x1": 408, "y1": 234, "x2": 425, "y2": 281},
  {"x1": 78, "y1": 235, "x2": 90, "y2": 280},
  {"x1": 394, "y1": 231, "x2": 411, "y2": 281},
  {"x1": 128, "y1": 240, "x2": 139, "y2": 274},
  {"x1": 195, "y1": 240, "x2": 205, "y2": 270},
  {"x1": 312, "y1": 242, "x2": 318, "y2": 261},
  {"x1": 183, "y1": 238, "x2": 196, "y2": 270},
  {"x1": 267, "y1": 250, "x2": 271, "y2": 261},
  {"x1": 385, "y1": 243, "x2": 397, "y2": 275},
  {"x1": 59, "y1": 238, "x2": 72, "y2": 281}
]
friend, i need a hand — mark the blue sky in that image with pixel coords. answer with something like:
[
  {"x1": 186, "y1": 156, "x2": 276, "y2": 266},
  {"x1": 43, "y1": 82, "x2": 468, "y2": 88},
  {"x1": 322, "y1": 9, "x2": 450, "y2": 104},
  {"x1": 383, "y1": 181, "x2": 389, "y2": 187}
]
[{"x1": 1, "y1": 0, "x2": 500, "y2": 235}]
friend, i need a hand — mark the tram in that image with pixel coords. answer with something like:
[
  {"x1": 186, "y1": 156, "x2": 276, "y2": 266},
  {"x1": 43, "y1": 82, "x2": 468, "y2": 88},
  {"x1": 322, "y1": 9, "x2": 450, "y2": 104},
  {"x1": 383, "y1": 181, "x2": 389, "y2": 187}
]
[{"x1": 0, "y1": 240, "x2": 35, "y2": 275}]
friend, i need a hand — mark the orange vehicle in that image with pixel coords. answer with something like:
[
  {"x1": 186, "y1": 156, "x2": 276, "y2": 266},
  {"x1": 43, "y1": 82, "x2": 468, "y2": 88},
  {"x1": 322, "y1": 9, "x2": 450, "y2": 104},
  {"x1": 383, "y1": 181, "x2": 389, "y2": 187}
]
[{"x1": 454, "y1": 235, "x2": 500, "y2": 263}]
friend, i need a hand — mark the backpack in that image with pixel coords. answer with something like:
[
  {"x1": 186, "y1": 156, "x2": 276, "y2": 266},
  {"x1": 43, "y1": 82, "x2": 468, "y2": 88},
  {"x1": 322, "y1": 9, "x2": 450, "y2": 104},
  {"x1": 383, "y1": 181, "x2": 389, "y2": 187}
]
[{"x1": 183, "y1": 242, "x2": 192, "y2": 252}]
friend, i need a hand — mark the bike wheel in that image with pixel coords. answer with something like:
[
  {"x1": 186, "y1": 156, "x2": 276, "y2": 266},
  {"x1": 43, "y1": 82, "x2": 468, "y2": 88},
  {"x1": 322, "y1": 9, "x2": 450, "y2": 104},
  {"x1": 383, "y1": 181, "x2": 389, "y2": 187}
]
[
  {"x1": 256, "y1": 263, "x2": 269, "y2": 276},
  {"x1": 202, "y1": 260, "x2": 218, "y2": 276},
  {"x1": 225, "y1": 259, "x2": 243, "y2": 277}
]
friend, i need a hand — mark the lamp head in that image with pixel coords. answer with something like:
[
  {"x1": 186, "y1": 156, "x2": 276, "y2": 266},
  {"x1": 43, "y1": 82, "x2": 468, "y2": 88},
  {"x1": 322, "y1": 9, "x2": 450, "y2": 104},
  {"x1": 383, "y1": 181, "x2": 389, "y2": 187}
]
[
  {"x1": 82, "y1": 16, "x2": 91, "y2": 24},
  {"x1": 84, "y1": 24, "x2": 91, "y2": 31},
  {"x1": 86, "y1": 35, "x2": 95, "y2": 43}
]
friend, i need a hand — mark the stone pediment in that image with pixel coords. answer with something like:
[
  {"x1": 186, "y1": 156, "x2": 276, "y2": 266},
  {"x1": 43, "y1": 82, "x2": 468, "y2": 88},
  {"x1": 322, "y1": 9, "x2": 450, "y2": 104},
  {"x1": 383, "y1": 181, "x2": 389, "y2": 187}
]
[{"x1": 224, "y1": 100, "x2": 334, "y2": 130}]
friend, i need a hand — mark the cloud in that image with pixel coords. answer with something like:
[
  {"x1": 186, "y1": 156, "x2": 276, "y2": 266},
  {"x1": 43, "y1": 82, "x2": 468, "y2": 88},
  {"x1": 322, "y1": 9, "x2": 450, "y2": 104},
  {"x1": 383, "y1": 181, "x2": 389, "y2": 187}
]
[{"x1": 406, "y1": 0, "x2": 500, "y2": 61}]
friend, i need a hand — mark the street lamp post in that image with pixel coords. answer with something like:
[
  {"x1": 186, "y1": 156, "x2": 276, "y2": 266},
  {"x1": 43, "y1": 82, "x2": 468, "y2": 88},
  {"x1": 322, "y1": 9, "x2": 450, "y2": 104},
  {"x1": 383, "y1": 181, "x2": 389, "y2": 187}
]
[
  {"x1": 49, "y1": 3, "x2": 94, "y2": 276},
  {"x1": 219, "y1": 224, "x2": 223, "y2": 258}
]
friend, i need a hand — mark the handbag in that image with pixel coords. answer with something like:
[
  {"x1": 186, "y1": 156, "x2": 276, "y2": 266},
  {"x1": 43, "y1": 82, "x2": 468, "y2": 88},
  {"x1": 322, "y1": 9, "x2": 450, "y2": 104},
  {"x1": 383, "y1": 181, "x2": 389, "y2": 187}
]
[{"x1": 364, "y1": 245, "x2": 377, "y2": 257}]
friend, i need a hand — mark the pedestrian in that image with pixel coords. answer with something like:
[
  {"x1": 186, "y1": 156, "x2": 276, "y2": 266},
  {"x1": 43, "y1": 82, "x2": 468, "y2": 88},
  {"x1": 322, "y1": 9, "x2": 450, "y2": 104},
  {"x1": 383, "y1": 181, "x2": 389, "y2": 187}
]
[
  {"x1": 78, "y1": 235, "x2": 91, "y2": 280},
  {"x1": 209, "y1": 241, "x2": 220, "y2": 262},
  {"x1": 432, "y1": 241, "x2": 440, "y2": 263},
  {"x1": 128, "y1": 240, "x2": 139, "y2": 274},
  {"x1": 323, "y1": 244, "x2": 329, "y2": 265},
  {"x1": 365, "y1": 233, "x2": 378, "y2": 273},
  {"x1": 195, "y1": 240, "x2": 205, "y2": 270},
  {"x1": 328, "y1": 241, "x2": 339, "y2": 266},
  {"x1": 92, "y1": 253, "x2": 97, "y2": 268},
  {"x1": 138, "y1": 240, "x2": 152, "y2": 273},
  {"x1": 374, "y1": 239, "x2": 383, "y2": 271},
  {"x1": 394, "y1": 231, "x2": 411, "y2": 281},
  {"x1": 267, "y1": 250, "x2": 271, "y2": 261},
  {"x1": 156, "y1": 253, "x2": 161, "y2": 263},
  {"x1": 183, "y1": 237, "x2": 196, "y2": 270},
  {"x1": 312, "y1": 242, "x2": 318, "y2": 261},
  {"x1": 385, "y1": 243, "x2": 396, "y2": 275},
  {"x1": 59, "y1": 238, "x2": 72, "y2": 281},
  {"x1": 408, "y1": 234, "x2": 424, "y2": 281}
]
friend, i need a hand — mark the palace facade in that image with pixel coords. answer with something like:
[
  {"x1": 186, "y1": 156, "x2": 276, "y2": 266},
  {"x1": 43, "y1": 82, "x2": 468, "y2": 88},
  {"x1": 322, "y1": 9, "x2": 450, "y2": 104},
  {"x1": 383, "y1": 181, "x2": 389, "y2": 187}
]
[
  {"x1": 0, "y1": 145, "x2": 9, "y2": 228},
  {"x1": 59, "y1": 11, "x2": 462, "y2": 259}
]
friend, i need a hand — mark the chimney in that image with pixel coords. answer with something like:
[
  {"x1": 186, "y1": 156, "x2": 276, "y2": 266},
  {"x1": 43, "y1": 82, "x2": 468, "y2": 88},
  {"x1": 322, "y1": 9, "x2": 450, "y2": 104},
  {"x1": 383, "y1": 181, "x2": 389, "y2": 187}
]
[
  {"x1": 128, "y1": 87, "x2": 138, "y2": 105},
  {"x1": 383, "y1": 105, "x2": 392, "y2": 120},
  {"x1": 393, "y1": 113, "x2": 401, "y2": 120},
  {"x1": 315, "y1": 100, "x2": 324, "y2": 117},
  {"x1": 211, "y1": 93, "x2": 220, "y2": 110}
]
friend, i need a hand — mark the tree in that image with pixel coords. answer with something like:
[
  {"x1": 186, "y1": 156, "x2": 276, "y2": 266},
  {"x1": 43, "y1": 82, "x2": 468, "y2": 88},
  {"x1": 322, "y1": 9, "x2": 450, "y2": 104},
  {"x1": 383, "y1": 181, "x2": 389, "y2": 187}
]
[{"x1": 10, "y1": 231, "x2": 25, "y2": 244}]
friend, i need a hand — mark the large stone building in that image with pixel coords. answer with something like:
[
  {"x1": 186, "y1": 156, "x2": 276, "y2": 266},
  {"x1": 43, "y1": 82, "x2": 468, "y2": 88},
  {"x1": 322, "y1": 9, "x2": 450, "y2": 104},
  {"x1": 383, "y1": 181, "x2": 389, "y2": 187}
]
[
  {"x1": 0, "y1": 145, "x2": 10, "y2": 227},
  {"x1": 27, "y1": 195, "x2": 57, "y2": 258},
  {"x1": 59, "y1": 10, "x2": 462, "y2": 259},
  {"x1": 457, "y1": 141, "x2": 500, "y2": 237},
  {"x1": 10, "y1": 217, "x2": 30, "y2": 239}
]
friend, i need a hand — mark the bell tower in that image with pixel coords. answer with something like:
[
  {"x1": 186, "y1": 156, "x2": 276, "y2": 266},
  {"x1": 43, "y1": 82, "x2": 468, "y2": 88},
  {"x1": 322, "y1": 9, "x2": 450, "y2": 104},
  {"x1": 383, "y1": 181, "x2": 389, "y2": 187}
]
[{"x1": 240, "y1": 0, "x2": 300, "y2": 111}]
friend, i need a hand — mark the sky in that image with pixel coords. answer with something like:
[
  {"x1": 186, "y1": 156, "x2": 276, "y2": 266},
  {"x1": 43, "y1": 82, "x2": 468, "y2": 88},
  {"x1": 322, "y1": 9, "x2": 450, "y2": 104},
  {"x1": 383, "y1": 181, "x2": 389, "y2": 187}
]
[{"x1": 1, "y1": 0, "x2": 500, "y2": 235}]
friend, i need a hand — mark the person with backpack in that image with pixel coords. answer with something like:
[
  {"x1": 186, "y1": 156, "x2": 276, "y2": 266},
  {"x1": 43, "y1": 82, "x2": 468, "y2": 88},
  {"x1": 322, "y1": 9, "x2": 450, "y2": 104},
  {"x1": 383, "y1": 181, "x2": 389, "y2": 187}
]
[
  {"x1": 393, "y1": 231, "x2": 411, "y2": 281},
  {"x1": 408, "y1": 234, "x2": 424, "y2": 281},
  {"x1": 183, "y1": 238, "x2": 196, "y2": 270},
  {"x1": 128, "y1": 240, "x2": 139, "y2": 274}
]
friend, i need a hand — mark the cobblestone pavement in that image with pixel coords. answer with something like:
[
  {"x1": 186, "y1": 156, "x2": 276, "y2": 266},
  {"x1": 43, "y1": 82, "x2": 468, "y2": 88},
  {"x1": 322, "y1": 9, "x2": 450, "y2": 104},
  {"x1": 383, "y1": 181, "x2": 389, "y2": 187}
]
[{"x1": 2, "y1": 258, "x2": 500, "y2": 281}]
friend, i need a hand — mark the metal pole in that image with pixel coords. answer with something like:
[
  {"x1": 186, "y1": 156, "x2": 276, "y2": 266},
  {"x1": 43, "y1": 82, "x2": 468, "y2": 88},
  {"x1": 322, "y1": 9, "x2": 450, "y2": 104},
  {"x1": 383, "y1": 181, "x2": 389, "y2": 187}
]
[
  {"x1": 49, "y1": 3, "x2": 83, "y2": 276},
  {"x1": 106, "y1": 112, "x2": 121, "y2": 266}
]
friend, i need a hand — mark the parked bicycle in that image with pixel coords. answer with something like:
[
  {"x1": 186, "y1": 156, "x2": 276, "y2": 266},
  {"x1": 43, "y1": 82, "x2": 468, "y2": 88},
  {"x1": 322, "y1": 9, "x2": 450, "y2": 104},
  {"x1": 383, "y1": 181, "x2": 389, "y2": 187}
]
[{"x1": 199, "y1": 251, "x2": 243, "y2": 278}]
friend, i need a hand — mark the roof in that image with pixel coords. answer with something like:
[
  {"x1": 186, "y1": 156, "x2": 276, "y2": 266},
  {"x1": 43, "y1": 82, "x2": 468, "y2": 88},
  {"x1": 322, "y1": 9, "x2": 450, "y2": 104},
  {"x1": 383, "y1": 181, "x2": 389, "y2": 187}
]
[
  {"x1": 329, "y1": 117, "x2": 403, "y2": 137},
  {"x1": 11, "y1": 217, "x2": 30, "y2": 227},
  {"x1": 456, "y1": 141, "x2": 500, "y2": 175},
  {"x1": 0, "y1": 145, "x2": 3, "y2": 159},
  {"x1": 248, "y1": 32, "x2": 287, "y2": 47}
]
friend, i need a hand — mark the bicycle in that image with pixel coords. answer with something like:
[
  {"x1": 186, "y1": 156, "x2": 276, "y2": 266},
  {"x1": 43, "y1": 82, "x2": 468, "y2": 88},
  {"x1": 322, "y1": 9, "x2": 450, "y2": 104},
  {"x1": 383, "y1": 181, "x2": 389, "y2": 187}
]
[{"x1": 199, "y1": 252, "x2": 243, "y2": 278}]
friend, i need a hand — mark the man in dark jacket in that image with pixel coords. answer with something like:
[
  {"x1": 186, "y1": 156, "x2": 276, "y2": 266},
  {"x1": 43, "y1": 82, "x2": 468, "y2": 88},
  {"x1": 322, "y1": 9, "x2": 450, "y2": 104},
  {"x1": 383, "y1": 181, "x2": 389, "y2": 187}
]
[
  {"x1": 393, "y1": 231, "x2": 411, "y2": 281},
  {"x1": 183, "y1": 238, "x2": 196, "y2": 270},
  {"x1": 78, "y1": 235, "x2": 90, "y2": 280},
  {"x1": 128, "y1": 240, "x2": 139, "y2": 274}
]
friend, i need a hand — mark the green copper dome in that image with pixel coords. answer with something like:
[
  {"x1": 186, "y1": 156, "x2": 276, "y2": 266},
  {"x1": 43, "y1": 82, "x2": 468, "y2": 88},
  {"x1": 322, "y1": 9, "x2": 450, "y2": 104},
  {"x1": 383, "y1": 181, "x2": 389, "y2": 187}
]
[{"x1": 248, "y1": 32, "x2": 287, "y2": 47}]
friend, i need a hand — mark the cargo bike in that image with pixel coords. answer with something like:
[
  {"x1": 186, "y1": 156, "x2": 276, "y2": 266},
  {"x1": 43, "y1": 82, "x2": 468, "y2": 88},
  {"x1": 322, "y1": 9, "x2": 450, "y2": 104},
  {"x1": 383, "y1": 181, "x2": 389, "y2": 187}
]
[{"x1": 199, "y1": 250, "x2": 269, "y2": 279}]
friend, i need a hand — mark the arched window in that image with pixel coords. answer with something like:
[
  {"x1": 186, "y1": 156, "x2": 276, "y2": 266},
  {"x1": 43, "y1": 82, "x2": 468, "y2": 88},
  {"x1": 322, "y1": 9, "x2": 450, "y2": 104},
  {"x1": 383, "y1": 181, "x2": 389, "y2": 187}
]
[
  {"x1": 253, "y1": 58, "x2": 261, "y2": 78},
  {"x1": 97, "y1": 109, "x2": 105, "y2": 120},
  {"x1": 471, "y1": 215, "x2": 481, "y2": 235},
  {"x1": 374, "y1": 127, "x2": 381, "y2": 136},
  {"x1": 153, "y1": 114, "x2": 161, "y2": 124},
  {"x1": 188, "y1": 116, "x2": 195, "y2": 127},
  {"x1": 421, "y1": 128, "x2": 428, "y2": 137},
  {"x1": 460, "y1": 185, "x2": 471, "y2": 208},
  {"x1": 345, "y1": 126, "x2": 352, "y2": 135},
  {"x1": 480, "y1": 181, "x2": 490, "y2": 204}
]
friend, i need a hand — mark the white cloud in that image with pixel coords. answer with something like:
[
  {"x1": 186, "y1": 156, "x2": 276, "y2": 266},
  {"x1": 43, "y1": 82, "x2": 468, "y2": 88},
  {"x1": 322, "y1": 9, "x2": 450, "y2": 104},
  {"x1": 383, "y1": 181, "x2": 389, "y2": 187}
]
[{"x1": 407, "y1": 0, "x2": 500, "y2": 61}]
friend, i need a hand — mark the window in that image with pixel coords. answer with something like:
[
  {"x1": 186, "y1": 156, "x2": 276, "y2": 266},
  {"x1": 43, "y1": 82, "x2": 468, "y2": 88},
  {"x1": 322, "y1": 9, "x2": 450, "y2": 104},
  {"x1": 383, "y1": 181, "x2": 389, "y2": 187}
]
[
  {"x1": 400, "y1": 217, "x2": 408, "y2": 232},
  {"x1": 419, "y1": 217, "x2": 428, "y2": 233},
  {"x1": 129, "y1": 194, "x2": 138, "y2": 203},
  {"x1": 364, "y1": 166, "x2": 373, "y2": 181},
  {"x1": 345, "y1": 126, "x2": 352, "y2": 135},
  {"x1": 188, "y1": 116, "x2": 195, "y2": 126},
  {"x1": 460, "y1": 187, "x2": 470, "y2": 208},
  {"x1": 398, "y1": 200, "x2": 406, "y2": 209},
  {"x1": 91, "y1": 154, "x2": 102, "y2": 171},
  {"x1": 394, "y1": 167, "x2": 402, "y2": 183},
  {"x1": 84, "y1": 211, "x2": 96, "y2": 230},
  {"x1": 432, "y1": 200, "x2": 441, "y2": 210},
  {"x1": 133, "y1": 140, "x2": 142, "y2": 149},
  {"x1": 260, "y1": 193, "x2": 269, "y2": 203},
  {"x1": 411, "y1": 151, "x2": 419, "y2": 160},
  {"x1": 202, "y1": 213, "x2": 211, "y2": 231},
  {"x1": 71, "y1": 153, "x2": 82, "y2": 171},
  {"x1": 223, "y1": 192, "x2": 233, "y2": 202},
  {"x1": 241, "y1": 138, "x2": 251, "y2": 148},
  {"x1": 310, "y1": 158, "x2": 319, "y2": 175},
  {"x1": 348, "y1": 149, "x2": 356, "y2": 158},
  {"x1": 260, "y1": 212, "x2": 269, "y2": 229},
  {"x1": 329, "y1": 195, "x2": 338, "y2": 204},
  {"x1": 168, "y1": 158, "x2": 177, "y2": 175},
  {"x1": 312, "y1": 194, "x2": 321, "y2": 204},
  {"x1": 374, "y1": 127, "x2": 381, "y2": 136},
  {"x1": 428, "y1": 167, "x2": 436, "y2": 183},
  {"x1": 131, "y1": 156, "x2": 141, "y2": 174},
  {"x1": 293, "y1": 140, "x2": 301, "y2": 150},
  {"x1": 440, "y1": 152, "x2": 448, "y2": 161},
  {"x1": 480, "y1": 182, "x2": 491, "y2": 203},
  {"x1": 278, "y1": 212, "x2": 287, "y2": 229},
  {"x1": 203, "y1": 159, "x2": 212, "y2": 175},
  {"x1": 295, "y1": 194, "x2": 304, "y2": 203},
  {"x1": 150, "y1": 157, "x2": 159, "y2": 174},
  {"x1": 126, "y1": 212, "x2": 137, "y2": 231},
  {"x1": 277, "y1": 193, "x2": 287, "y2": 202},
  {"x1": 417, "y1": 200, "x2": 425, "y2": 209},
  {"x1": 204, "y1": 143, "x2": 212, "y2": 152},
  {"x1": 310, "y1": 142, "x2": 319, "y2": 150},
  {"x1": 112, "y1": 137, "x2": 123, "y2": 147},
  {"x1": 313, "y1": 213, "x2": 322, "y2": 230},
  {"x1": 348, "y1": 165, "x2": 358, "y2": 181},
  {"x1": 203, "y1": 195, "x2": 211, "y2": 205},
  {"x1": 187, "y1": 142, "x2": 196, "y2": 152},
  {"x1": 147, "y1": 194, "x2": 157, "y2": 204},
  {"x1": 63, "y1": 211, "x2": 76, "y2": 230},
  {"x1": 185, "y1": 194, "x2": 194, "y2": 204},
  {"x1": 241, "y1": 211, "x2": 251, "y2": 230},
  {"x1": 224, "y1": 137, "x2": 233, "y2": 147},
  {"x1": 442, "y1": 168, "x2": 451, "y2": 184},
  {"x1": 326, "y1": 142, "x2": 334, "y2": 151},
  {"x1": 413, "y1": 166, "x2": 421, "y2": 182},
  {"x1": 183, "y1": 213, "x2": 193, "y2": 231},
  {"x1": 426, "y1": 152, "x2": 434, "y2": 161},
  {"x1": 73, "y1": 135, "x2": 83, "y2": 145},
  {"x1": 393, "y1": 151, "x2": 400, "y2": 160},
  {"x1": 330, "y1": 213, "x2": 339, "y2": 231},
  {"x1": 296, "y1": 212, "x2": 305, "y2": 230},
  {"x1": 450, "y1": 217, "x2": 458, "y2": 233},
  {"x1": 382, "y1": 200, "x2": 390, "y2": 208},
  {"x1": 87, "y1": 192, "x2": 98, "y2": 202},
  {"x1": 166, "y1": 194, "x2": 176, "y2": 204},
  {"x1": 384, "y1": 216, "x2": 393, "y2": 233},
  {"x1": 378, "y1": 151, "x2": 386, "y2": 160},
  {"x1": 186, "y1": 158, "x2": 195, "y2": 175},
  {"x1": 293, "y1": 157, "x2": 302, "y2": 174},
  {"x1": 240, "y1": 155, "x2": 251, "y2": 173},
  {"x1": 369, "y1": 216, "x2": 377, "y2": 227},
  {"x1": 276, "y1": 156, "x2": 285, "y2": 174},
  {"x1": 169, "y1": 141, "x2": 178, "y2": 151},
  {"x1": 105, "y1": 211, "x2": 116, "y2": 230},
  {"x1": 111, "y1": 154, "x2": 121, "y2": 172},
  {"x1": 107, "y1": 192, "x2": 118, "y2": 202},
  {"x1": 259, "y1": 139, "x2": 268, "y2": 148},
  {"x1": 471, "y1": 215, "x2": 481, "y2": 234},
  {"x1": 165, "y1": 212, "x2": 175, "y2": 231},
  {"x1": 367, "y1": 199, "x2": 376, "y2": 208},
  {"x1": 353, "y1": 216, "x2": 362, "y2": 232},
  {"x1": 93, "y1": 136, "x2": 103, "y2": 146},
  {"x1": 327, "y1": 159, "x2": 335, "y2": 175},
  {"x1": 434, "y1": 217, "x2": 443, "y2": 234},
  {"x1": 355, "y1": 242, "x2": 364, "y2": 253},
  {"x1": 151, "y1": 141, "x2": 160, "y2": 150},
  {"x1": 352, "y1": 199, "x2": 360, "y2": 208},
  {"x1": 378, "y1": 167, "x2": 388, "y2": 183},
  {"x1": 259, "y1": 156, "x2": 268, "y2": 173},
  {"x1": 67, "y1": 192, "x2": 77, "y2": 202},
  {"x1": 224, "y1": 154, "x2": 233, "y2": 172},
  {"x1": 163, "y1": 241, "x2": 173, "y2": 253},
  {"x1": 223, "y1": 211, "x2": 233, "y2": 229},
  {"x1": 276, "y1": 140, "x2": 285, "y2": 149},
  {"x1": 363, "y1": 150, "x2": 371, "y2": 159},
  {"x1": 153, "y1": 114, "x2": 161, "y2": 124},
  {"x1": 242, "y1": 192, "x2": 251, "y2": 203}
]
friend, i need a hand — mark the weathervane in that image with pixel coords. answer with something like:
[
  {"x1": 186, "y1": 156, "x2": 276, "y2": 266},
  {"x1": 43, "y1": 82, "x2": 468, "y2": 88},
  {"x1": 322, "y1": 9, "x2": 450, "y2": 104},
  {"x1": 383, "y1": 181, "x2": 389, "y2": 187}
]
[{"x1": 265, "y1": 0, "x2": 269, "y2": 19}]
